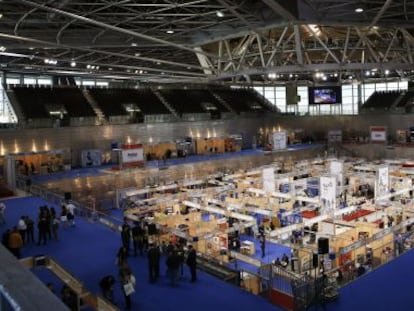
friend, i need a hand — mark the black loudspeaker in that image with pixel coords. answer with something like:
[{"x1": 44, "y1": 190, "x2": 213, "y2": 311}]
[
  {"x1": 318, "y1": 237, "x2": 329, "y2": 254},
  {"x1": 312, "y1": 253, "x2": 318, "y2": 268},
  {"x1": 148, "y1": 223, "x2": 157, "y2": 235},
  {"x1": 64, "y1": 192, "x2": 72, "y2": 200}
]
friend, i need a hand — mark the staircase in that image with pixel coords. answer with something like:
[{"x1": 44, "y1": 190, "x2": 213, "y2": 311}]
[
  {"x1": 82, "y1": 90, "x2": 106, "y2": 125},
  {"x1": 209, "y1": 90, "x2": 236, "y2": 114},
  {"x1": 152, "y1": 89, "x2": 180, "y2": 118},
  {"x1": 5, "y1": 90, "x2": 25, "y2": 126}
]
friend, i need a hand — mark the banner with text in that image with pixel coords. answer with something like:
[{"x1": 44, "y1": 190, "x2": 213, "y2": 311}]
[
  {"x1": 319, "y1": 176, "x2": 337, "y2": 214},
  {"x1": 262, "y1": 167, "x2": 275, "y2": 194},
  {"x1": 271, "y1": 131, "x2": 287, "y2": 151},
  {"x1": 375, "y1": 166, "x2": 389, "y2": 199},
  {"x1": 121, "y1": 144, "x2": 144, "y2": 168}
]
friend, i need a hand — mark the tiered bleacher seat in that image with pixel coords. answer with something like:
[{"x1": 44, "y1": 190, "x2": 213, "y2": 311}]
[
  {"x1": 87, "y1": 89, "x2": 129, "y2": 117},
  {"x1": 135, "y1": 89, "x2": 171, "y2": 115},
  {"x1": 52, "y1": 88, "x2": 96, "y2": 117},
  {"x1": 12, "y1": 86, "x2": 96, "y2": 119},
  {"x1": 158, "y1": 89, "x2": 217, "y2": 114},
  {"x1": 361, "y1": 90, "x2": 401, "y2": 111},
  {"x1": 12, "y1": 86, "x2": 51, "y2": 119},
  {"x1": 394, "y1": 91, "x2": 414, "y2": 112},
  {"x1": 210, "y1": 88, "x2": 269, "y2": 113}
]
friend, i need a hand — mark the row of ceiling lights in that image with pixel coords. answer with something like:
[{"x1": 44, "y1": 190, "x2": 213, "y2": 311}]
[{"x1": 268, "y1": 70, "x2": 395, "y2": 81}]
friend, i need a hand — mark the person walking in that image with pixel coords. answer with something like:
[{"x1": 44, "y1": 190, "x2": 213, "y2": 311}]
[
  {"x1": 186, "y1": 244, "x2": 197, "y2": 282},
  {"x1": 147, "y1": 243, "x2": 161, "y2": 283},
  {"x1": 119, "y1": 266, "x2": 135, "y2": 310}
]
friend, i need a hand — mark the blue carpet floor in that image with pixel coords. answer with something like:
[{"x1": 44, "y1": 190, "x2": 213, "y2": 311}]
[
  {"x1": 2, "y1": 195, "x2": 412, "y2": 310},
  {"x1": 0, "y1": 196, "x2": 281, "y2": 311}
]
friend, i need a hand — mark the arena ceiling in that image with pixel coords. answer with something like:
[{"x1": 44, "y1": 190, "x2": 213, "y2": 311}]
[{"x1": 0, "y1": 0, "x2": 414, "y2": 84}]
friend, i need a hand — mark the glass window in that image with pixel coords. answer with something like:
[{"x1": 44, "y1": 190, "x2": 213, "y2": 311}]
[
  {"x1": 96, "y1": 81, "x2": 109, "y2": 87},
  {"x1": 24, "y1": 77, "x2": 36, "y2": 85},
  {"x1": 82, "y1": 80, "x2": 95, "y2": 86},
  {"x1": 37, "y1": 78, "x2": 51, "y2": 85},
  {"x1": 6, "y1": 78, "x2": 20, "y2": 85}
]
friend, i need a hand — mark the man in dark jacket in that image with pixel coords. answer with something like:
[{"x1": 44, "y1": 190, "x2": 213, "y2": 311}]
[
  {"x1": 131, "y1": 222, "x2": 144, "y2": 256},
  {"x1": 147, "y1": 243, "x2": 161, "y2": 283},
  {"x1": 166, "y1": 250, "x2": 180, "y2": 287},
  {"x1": 121, "y1": 220, "x2": 131, "y2": 254},
  {"x1": 186, "y1": 245, "x2": 197, "y2": 282}
]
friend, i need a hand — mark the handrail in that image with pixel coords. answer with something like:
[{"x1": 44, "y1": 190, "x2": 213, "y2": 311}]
[{"x1": 22, "y1": 256, "x2": 119, "y2": 311}]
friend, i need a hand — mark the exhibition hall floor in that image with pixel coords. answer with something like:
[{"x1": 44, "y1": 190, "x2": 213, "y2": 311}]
[{"x1": 2, "y1": 195, "x2": 414, "y2": 311}]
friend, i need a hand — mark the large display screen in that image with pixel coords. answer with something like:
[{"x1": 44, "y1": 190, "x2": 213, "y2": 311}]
[{"x1": 308, "y1": 86, "x2": 342, "y2": 105}]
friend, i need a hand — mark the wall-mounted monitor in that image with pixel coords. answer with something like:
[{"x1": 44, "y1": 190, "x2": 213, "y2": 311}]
[{"x1": 308, "y1": 86, "x2": 342, "y2": 105}]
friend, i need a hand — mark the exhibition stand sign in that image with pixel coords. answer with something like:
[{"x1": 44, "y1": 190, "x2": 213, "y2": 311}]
[
  {"x1": 329, "y1": 160, "x2": 344, "y2": 194},
  {"x1": 271, "y1": 131, "x2": 287, "y2": 151},
  {"x1": 262, "y1": 167, "x2": 275, "y2": 194},
  {"x1": 370, "y1": 126, "x2": 387, "y2": 143},
  {"x1": 121, "y1": 144, "x2": 144, "y2": 168},
  {"x1": 81, "y1": 149, "x2": 102, "y2": 167},
  {"x1": 375, "y1": 165, "x2": 389, "y2": 199},
  {"x1": 327, "y1": 130, "x2": 342, "y2": 143},
  {"x1": 319, "y1": 176, "x2": 337, "y2": 215}
]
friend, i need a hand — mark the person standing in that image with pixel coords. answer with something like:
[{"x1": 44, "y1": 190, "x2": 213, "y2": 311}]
[
  {"x1": 147, "y1": 243, "x2": 161, "y2": 283},
  {"x1": 186, "y1": 244, "x2": 197, "y2": 282},
  {"x1": 37, "y1": 210, "x2": 48, "y2": 245},
  {"x1": 166, "y1": 250, "x2": 180, "y2": 287},
  {"x1": 260, "y1": 234, "x2": 266, "y2": 258},
  {"x1": 66, "y1": 202, "x2": 76, "y2": 227},
  {"x1": 99, "y1": 275, "x2": 116, "y2": 304},
  {"x1": 0, "y1": 201, "x2": 6, "y2": 225},
  {"x1": 121, "y1": 219, "x2": 131, "y2": 254},
  {"x1": 131, "y1": 222, "x2": 144, "y2": 256},
  {"x1": 17, "y1": 216, "x2": 27, "y2": 244},
  {"x1": 8, "y1": 227, "x2": 23, "y2": 258},
  {"x1": 25, "y1": 216, "x2": 35, "y2": 244},
  {"x1": 119, "y1": 266, "x2": 135, "y2": 310}
]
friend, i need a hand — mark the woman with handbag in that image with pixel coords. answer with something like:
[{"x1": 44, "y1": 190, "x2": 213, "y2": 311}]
[{"x1": 119, "y1": 266, "x2": 135, "y2": 310}]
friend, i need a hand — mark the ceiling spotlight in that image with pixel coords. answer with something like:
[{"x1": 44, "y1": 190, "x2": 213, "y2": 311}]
[
  {"x1": 91, "y1": 65, "x2": 95, "y2": 69},
  {"x1": 44, "y1": 59, "x2": 50, "y2": 64},
  {"x1": 0, "y1": 14, "x2": 3, "y2": 19},
  {"x1": 134, "y1": 52, "x2": 141, "y2": 57},
  {"x1": 131, "y1": 43, "x2": 137, "y2": 47},
  {"x1": 322, "y1": 76, "x2": 327, "y2": 81},
  {"x1": 108, "y1": 67, "x2": 113, "y2": 71},
  {"x1": 96, "y1": 66, "x2": 99, "y2": 70},
  {"x1": 355, "y1": 7, "x2": 364, "y2": 13},
  {"x1": 365, "y1": 71, "x2": 370, "y2": 76},
  {"x1": 166, "y1": 28, "x2": 174, "y2": 34},
  {"x1": 385, "y1": 69, "x2": 390, "y2": 75},
  {"x1": 0, "y1": 46, "x2": 6, "y2": 52},
  {"x1": 86, "y1": 64, "x2": 91, "y2": 69},
  {"x1": 267, "y1": 73, "x2": 277, "y2": 79},
  {"x1": 70, "y1": 61, "x2": 76, "y2": 67},
  {"x1": 216, "y1": 11, "x2": 224, "y2": 18},
  {"x1": 334, "y1": 73, "x2": 338, "y2": 77}
]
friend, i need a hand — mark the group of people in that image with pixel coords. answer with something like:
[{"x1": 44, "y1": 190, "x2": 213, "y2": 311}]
[
  {"x1": 103, "y1": 218, "x2": 198, "y2": 309},
  {"x1": 1, "y1": 202, "x2": 76, "y2": 259}
]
